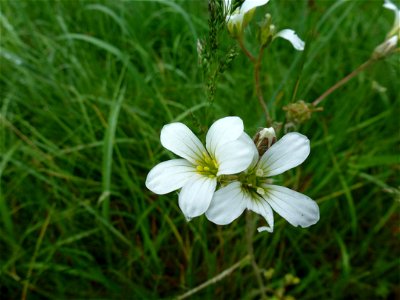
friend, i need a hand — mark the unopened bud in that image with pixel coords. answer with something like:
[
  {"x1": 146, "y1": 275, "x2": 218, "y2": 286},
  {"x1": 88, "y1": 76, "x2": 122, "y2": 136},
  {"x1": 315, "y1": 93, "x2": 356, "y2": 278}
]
[
  {"x1": 256, "y1": 187, "x2": 265, "y2": 195},
  {"x1": 197, "y1": 39, "x2": 204, "y2": 65},
  {"x1": 258, "y1": 14, "x2": 274, "y2": 47},
  {"x1": 264, "y1": 268, "x2": 275, "y2": 280},
  {"x1": 372, "y1": 35, "x2": 398, "y2": 59},
  {"x1": 253, "y1": 127, "x2": 276, "y2": 156}
]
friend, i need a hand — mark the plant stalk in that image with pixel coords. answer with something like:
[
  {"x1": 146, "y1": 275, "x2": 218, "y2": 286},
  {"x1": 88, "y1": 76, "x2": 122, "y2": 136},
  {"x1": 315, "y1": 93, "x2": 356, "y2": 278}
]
[
  {"x1": 246, "y1": 210, "x2": 267, "y2": 299},
  {"x1": 254, "y1": 47, "x2": 272, "y2": 126},
  {"x1": 176, "y1": 255, "x2": 251, "y2": 300},
  {"x1": 312, "y1": 59, "x2": 374, "y2": 107}
]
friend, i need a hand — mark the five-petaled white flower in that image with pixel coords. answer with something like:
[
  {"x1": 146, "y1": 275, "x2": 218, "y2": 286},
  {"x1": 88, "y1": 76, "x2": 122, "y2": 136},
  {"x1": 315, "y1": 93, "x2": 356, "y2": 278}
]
[
  {"x1": 146, "y1": 117, "x2": 254, "y2": 221},
  {"x1": 205, "y1": 129, "x2": 320, "y2": 232}
]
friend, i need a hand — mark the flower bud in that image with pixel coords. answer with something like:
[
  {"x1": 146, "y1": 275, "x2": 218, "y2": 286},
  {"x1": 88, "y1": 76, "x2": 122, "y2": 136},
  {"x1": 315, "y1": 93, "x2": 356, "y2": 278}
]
[
  {"x1": 258, "y1": 14, "x2": 275, "y2": 47},
  {"x1": 372, "y1": 35, "x2": 398, "y2": 59},
  {"x1": 253, "y1": 127, "x2": 276, "y2": 156}
]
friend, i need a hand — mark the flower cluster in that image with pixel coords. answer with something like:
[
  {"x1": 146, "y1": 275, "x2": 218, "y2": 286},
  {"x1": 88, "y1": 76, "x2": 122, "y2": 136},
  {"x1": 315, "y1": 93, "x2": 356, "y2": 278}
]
[
  {"x1": 224, "y1": 0, "x2": 305, "y2": 51},
  {"x1": 146, "y1": 117, "x2": 319, "y2": 232}
]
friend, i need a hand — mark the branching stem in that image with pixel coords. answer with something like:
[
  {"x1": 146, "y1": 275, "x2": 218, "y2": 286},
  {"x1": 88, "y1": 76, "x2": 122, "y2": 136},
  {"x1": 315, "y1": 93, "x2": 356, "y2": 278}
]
[
  {"x1": 312, "y1": 59, "x2": 374, "y2": 107},
  {"x1": 238, "y1": 37, "x2": 256, "y2": 63}
]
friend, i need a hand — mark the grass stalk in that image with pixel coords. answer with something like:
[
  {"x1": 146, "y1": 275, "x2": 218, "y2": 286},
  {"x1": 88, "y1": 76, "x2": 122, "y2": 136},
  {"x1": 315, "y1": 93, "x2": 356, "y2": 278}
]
[{"x1": 176, "y1": 255, "x2": 251, "y2": 300}]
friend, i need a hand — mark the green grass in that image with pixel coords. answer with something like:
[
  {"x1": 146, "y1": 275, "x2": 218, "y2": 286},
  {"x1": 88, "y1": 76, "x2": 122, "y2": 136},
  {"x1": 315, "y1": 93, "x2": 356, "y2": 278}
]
[{"x1": 0, "y1": 0, "x2": 399, "y2": 299}]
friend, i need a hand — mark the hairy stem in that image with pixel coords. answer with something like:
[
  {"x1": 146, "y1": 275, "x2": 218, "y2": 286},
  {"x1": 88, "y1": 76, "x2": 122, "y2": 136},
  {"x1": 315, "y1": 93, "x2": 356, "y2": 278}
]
[
  {"x1": 246, "y1": 210, "x2": 267, "y2": 299},
  {"x1": 312, "y1": 59, "x2": 374, "y2": 107}
]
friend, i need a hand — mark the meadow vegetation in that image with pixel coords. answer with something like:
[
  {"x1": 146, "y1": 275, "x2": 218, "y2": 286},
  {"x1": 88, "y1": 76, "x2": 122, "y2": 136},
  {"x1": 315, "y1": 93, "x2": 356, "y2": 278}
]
[{"x1": 0, "y1": 0, "x2": 399, "y2": 299}]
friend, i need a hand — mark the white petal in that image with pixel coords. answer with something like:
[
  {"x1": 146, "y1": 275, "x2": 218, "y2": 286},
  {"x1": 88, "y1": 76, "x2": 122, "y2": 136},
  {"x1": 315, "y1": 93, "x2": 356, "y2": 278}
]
[
  {"x1": 226, "y1": 11, "x2": 244, "y2": 26},
  {"x1": 241, "y1": 0, "x2": 270, "y2": 14},
  {"x1": 160, "y1": 122, "x2": 206, "y2": 164},
  {"x1": 224, "y1": 0, "x2": 232, "y2": 15},
  {"x1": 383, "y1": 0, "x2": 399, "y2": 12},
  {"x1": 275, "y1": 29, "x2": 305, "y2": 51},
  {"x1": 226, "y1": 10, "x2": 244, "y2": 26},
  {"x1": 263, "y1": 184, "x2": 319, "y2": 228},
  {"x1": 145, "y1": 159, "x2": 195, "y2": 194},
  {"x1": 206, "y1": 116, "x2": 244, "y2": 157},
  {"x1": 206, "y1": 182, "x2": 248, "y2": 225},
  {"x1": 246, "y1": 133, "x2": 260, "y2": 171},
  {"x1": 384, "y1": 0, "x2": 400, "y2": 34},
  {"x1": 178, "y1": 174, "x2": 217, "y2": 221},
  {"x1": 247, "y1": 197, "x2": 274, "y2": 233},
  {"x1": 215, "y1": 133, "x2": 255, "y2": 175},
  {"x1": 258, "y1": 132, "x2": 310, "y2": 177},
  {"x1": 257, "y1": 226, "x2": 273, "y2": 233}
]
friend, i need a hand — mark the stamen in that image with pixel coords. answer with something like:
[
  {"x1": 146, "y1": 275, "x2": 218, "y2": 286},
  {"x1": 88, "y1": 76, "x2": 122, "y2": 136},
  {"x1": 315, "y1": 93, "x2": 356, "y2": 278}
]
[
  {"x1": 203, "y1": 152, "x2": 211, "y2": 163},
  {"x1": 256, "y1": 169, "x2": 264, "y2": 177},
  {"x1": 256, "y1": 187, "x2": 265, "y2": 195},
  {"x1": 196, "y1": 152, "x2": 219, "y2": 177},
  {"x1": 213, "y1": 159, "x2": 218, "y2": 168}
]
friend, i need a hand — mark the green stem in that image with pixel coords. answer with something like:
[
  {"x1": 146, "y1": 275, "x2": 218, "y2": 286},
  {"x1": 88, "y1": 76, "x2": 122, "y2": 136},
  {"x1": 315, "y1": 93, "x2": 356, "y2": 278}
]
[
  {"x1": 237, "y1": 38, "x2": 271, "y2": 126},
  {"x1": 312, "y1": 59, "x2": 374, "y2": 107},
  {"x1": 176, "y1": 255, "x2": 251, "y2": 300},
  {"x1": 254, "y1": 47, "x2": 272, "y2": 126}
]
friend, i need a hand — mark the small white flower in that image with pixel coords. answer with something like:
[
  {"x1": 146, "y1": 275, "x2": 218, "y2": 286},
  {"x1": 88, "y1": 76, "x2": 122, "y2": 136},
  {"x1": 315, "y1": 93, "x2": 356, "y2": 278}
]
[
  {"x1": 383, "y1": 0, "x2": 400, "y2": 39},
  {"x1": 373, "y1": 0, "x2": 400, "y2": 58},
  {"x1": 206, "y1": 131, "x2": 319, "y2": 232},
  {"x1": 374, "y1": 35, "x2": 398, "y2": 58},
  {"x1": 225, "y1": 0, "x2": 270, "y2": 36},
  {"x1": 274, "y1": 29, "x2": 305, "y2": 51},
  {"x1": 146, "y1": 116, "x2": 255, "y2": 221}
]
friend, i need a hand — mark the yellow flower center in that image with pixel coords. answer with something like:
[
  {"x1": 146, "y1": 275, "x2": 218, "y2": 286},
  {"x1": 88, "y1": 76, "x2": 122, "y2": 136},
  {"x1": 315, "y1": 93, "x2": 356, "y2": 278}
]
[
  {"x1": 239, "y1": 171, "x2": 269, "y2": 200},
  {"x1": 196, "y1": 152, "x2": 219, "y2": 178}
]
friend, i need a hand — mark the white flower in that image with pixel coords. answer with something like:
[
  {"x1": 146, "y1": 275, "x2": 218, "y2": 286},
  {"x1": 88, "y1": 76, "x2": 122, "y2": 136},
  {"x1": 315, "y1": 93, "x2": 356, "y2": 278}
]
[
  {"x1": 225, "y1": 0, "x2": 270, "y2": 36},
  {"x1": 373, "y1": 35, "x2": 398, "y2": 58},
  {"x1": 274, "y1": 29, "x2": 305, "y2": 51},
  {"x1": 146, "y1": 116, "x2": 255, "y2": 221},
  {"x1": 383, "y1": 0, "x2": 400, "y2": 39},
  {"x1": 206, "y1": 130, "x2": 319, "y2": 232},
  {"x1": 373, "y1": 0, "x2": 400, "y2": 58}
]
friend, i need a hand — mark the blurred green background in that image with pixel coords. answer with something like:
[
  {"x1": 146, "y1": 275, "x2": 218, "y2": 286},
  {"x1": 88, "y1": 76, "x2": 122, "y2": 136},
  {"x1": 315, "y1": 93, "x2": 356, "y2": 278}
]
[{"x1": 1, "y1": 0, "x2": 399, "y2": 299}]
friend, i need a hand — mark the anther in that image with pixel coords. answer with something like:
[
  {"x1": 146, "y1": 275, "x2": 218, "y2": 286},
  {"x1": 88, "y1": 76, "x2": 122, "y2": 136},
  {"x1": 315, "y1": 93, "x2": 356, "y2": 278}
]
[
  {"x1": 256, "y1": 169, "x2": 264, "y2": 177},
  {"x1": 256, "y1": 187, "x2": 265, "y2": 195}
]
